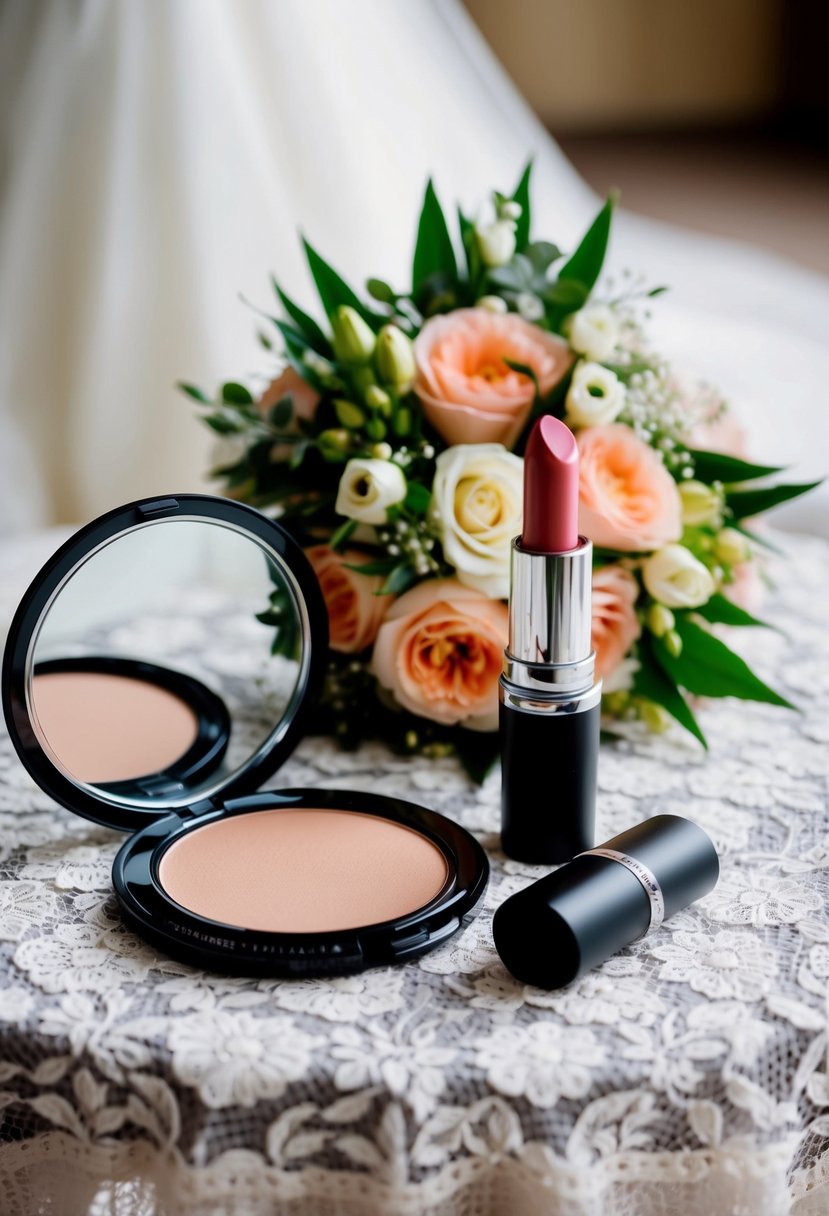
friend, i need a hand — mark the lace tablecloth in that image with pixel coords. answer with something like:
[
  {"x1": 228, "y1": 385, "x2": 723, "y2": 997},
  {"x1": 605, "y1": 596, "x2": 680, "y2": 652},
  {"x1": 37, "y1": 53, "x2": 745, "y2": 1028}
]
[{"x1": 0, "y1": 531, "x2": 827, "y2": 1216}]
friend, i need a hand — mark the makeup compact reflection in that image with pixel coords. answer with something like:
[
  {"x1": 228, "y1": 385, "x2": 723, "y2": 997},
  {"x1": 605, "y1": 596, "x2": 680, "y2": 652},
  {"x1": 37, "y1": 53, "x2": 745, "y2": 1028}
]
[{"x1": 3, "y1": 495, "x2": 488, "y2": 976}]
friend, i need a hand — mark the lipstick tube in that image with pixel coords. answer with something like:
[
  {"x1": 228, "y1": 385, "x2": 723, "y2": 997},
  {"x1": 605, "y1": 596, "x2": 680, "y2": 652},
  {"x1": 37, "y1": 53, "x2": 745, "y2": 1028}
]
[{"x1": 499, "y1": 533, "x2": 601, "y2": 864}]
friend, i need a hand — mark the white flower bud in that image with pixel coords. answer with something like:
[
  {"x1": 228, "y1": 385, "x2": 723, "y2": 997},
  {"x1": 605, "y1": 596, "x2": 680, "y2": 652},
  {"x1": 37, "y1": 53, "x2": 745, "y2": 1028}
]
[
  {"x1": 678, "y1": 480, "x2": 722, "y2": 527},
  {"x1": 335, "y1": 458, "x2": 407, "y2": 525},
  {"x1": 499, "y1": 200, "x2": 522, "y2": 221},
  {"x1": 642, "y1": 544, "x2": 716, "y2": 609},
  {"x1": 565, "y1": 304, "x2": 620, "y2": 362},
  {"x1": 475, "y1": 295, "x2": 509, "y2": 314},
  {"x1": 565, "y1": 361, "x2": 626, "y2": 428},
  {"x1": 714, "y1": 527, "x2": 751, "y2": 566},
  {"x1": 475, "y1": 219, "x2": 517, "y2": 268}
]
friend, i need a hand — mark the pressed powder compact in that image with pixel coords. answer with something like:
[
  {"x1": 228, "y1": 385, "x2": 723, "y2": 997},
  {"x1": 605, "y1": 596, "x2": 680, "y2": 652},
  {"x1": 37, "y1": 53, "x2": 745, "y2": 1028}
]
[{"x1": 3, "y1": 495, "x2": 488, "y2": 976}]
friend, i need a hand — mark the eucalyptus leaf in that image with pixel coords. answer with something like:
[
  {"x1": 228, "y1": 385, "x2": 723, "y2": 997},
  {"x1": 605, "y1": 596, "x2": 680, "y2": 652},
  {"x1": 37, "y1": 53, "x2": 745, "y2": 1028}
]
[
  {"x1": 655, "y1": 617, "x2": 793, "y2": 708},
  {"x1": 525, "y1": 240, "x2": 562, "y2": 272},
  {"x1": 634, "y1": 636, "x2": 707, "y2": 747},
  {"x1": 412, "y1": 179, "x2": 458, "y2": 294},
  {"x1": 726, "y1": 480, "x2": 821, "y2": 520}
]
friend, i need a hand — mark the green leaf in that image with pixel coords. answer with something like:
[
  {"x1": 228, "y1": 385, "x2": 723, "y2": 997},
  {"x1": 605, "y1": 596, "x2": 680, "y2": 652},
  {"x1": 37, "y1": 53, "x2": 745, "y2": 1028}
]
[
  {"x1": 289, "y1": 439, "x2": 310, "y2": 470},
  {"x1": 726, "y1": 480, "x2": 821, "y2": 520},
  {"x1": 177, "y1": 382, "x2": 212, "y2": 404},
  {"x1": 688, "y1": 449, "x2": 784, "y2": 484},
  {"x1": 655, "y1": 616, "x2": 794, "y2": 708},
  {"x1": 366, "y1": 277, "x2": 396, "y2": 303},
  {"x1": 302, "y1": 237, "x2": 372, "y2": 322},
  {"x1": 511, "y1": 159, "x2": 533, "y2": 251},
  {"x1": 525, "y1": 240, "x2": 561, "y2": 272},
  {"x1": 694, "y1": 593, "x2": 770, "y2": 630},
  {"x1": 647, "y1": 285, "x2": 669, "y2": 297},
  {"x1": 454, "y1": 730, "x2": 500, "y2": 783},
  {"x1": 272, "y1": 277, "x2": 331, "y2": 353},
  {"x1": 329, "y1": 517, "x2": 358, "y2": 550},
  {"x1": 503, "y1": 358, "x2": 540, "y2": 400},
  {"x1": 557, "y1": 193, "x2": 616, "y2": 297},
  {"x1": 343, "y1": 558, "x2": 396, "y2": 575},
  {"x1": 412, "y1": 180, "x2": 458, "y2": 293},
  {"x1": 634, "y1": 636, "x2": 707, "y2": 747},
  {"x1": 404, "y1": 481, "x2": 432, "y2": 514},
  {"x1": 379, "y1": 563, "x2": 420, "y2": 596},
  {"x1": 220, "y1": 381, "x2": 253, "y2": 405},
  {"x1": 269, "y1": 396, "x2": 293, "y2": 428},
  {"x1": 457, "y1": 206, "x2": 480, "y2": 283},
  {"x1": 544, "y1": 278, "x2": 589, "y2": 310},
  {"x1": 203, "y1": 413, "x2": 242, "y2": 436}
]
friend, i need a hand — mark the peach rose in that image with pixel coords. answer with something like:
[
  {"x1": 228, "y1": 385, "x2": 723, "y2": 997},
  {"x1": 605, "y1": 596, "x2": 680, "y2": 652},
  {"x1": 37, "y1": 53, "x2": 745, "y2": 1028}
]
[
  {"x1": 413, "y1": 309, "x2": 573, "y2": 448},
  {"x1": 578, "y1": 424, "x2": 682, "y2": 552},
  {"x1": 591, "y1": 565, "x2": 641, "y2": 682},
  {"x1": 258, "y1": 366, "x2": 320, "y2": 425},
  {"x1": 370, "y1": 579, "x2": 508, "y2": 731},
  {"x1": 305, "y1": 546, "x2": 389, "y2": 654}
]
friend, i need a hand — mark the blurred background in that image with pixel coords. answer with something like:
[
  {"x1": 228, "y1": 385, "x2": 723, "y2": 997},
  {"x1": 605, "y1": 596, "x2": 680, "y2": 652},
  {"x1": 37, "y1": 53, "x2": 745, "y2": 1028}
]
[
  {"x1": 468, "y1": 0, "x2": 829, "y2": 273},
  {"x1": 0, "y1": 0, "x2": 827, "y2": 535}
]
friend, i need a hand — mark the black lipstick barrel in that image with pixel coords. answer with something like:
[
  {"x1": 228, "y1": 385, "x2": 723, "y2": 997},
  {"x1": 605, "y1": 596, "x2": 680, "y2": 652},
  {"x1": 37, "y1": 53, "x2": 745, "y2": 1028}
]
[{"x1": 499, "y1": 536, "x2": 601, "y2": 864}]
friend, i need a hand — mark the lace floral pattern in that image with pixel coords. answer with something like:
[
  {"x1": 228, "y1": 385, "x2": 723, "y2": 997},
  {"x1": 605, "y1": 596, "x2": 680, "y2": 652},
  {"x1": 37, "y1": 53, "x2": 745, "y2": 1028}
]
[{"x1": 0, "y1": 531, "x2": 827, "y2": 1216}]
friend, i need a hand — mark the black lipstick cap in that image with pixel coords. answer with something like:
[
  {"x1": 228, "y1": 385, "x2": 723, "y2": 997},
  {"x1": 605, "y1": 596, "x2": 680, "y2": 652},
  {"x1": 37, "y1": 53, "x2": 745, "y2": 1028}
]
[{"x1": 492, "y1": 814, "x2": 719, "y2": 989}]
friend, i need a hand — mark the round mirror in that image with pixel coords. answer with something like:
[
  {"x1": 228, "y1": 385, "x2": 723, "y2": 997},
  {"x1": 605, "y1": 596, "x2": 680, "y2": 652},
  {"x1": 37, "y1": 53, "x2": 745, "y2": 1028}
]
[{"x1": 4, "y1": 498, "x2": 326, "y2": 827}]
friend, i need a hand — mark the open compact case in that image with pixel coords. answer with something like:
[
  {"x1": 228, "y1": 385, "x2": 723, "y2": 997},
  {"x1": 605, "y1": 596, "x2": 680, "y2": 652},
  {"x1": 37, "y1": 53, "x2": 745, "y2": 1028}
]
[{"x1": 2, "y1": 494, "x2": 489, "y2": 977}]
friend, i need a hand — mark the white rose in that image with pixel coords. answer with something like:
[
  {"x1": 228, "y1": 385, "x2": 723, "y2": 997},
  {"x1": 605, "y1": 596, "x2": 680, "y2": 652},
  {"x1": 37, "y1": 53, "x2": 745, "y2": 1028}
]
[
  {"x1": 642, "y1": 544, "x2": 716, "y2": 609},
  {"x1": 565, "y1": 361, "x2": 625, "y2": 428},
  {"x1": 431, "y1": 443, "x2": 523, "y2": 599},
  {"x1": 335, "y1": 458, "x2": 407, "y2": 525},
  {"x1": 475, "y1": 220, "x2": 517, "y2": 269},
  {"x1": 565, "y1": 304, "x2": 620, "y2": 361}
]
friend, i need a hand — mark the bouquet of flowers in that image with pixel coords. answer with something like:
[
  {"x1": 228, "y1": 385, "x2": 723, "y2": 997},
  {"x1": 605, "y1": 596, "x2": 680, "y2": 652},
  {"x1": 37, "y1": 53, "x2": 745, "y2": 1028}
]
[{"x1": 181, "y1": 163, "x2": 817, "y2": 779}]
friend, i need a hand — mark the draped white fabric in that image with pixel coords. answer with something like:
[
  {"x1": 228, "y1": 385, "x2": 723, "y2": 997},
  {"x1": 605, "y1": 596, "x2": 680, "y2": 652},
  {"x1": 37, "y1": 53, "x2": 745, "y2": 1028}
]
[{"x1": 0, "y1": 0, "x2": 827, "y2": 534}]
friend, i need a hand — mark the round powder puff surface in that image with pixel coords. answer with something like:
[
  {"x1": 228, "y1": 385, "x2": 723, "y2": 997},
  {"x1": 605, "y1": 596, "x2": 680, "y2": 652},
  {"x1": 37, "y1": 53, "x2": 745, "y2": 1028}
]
[
  {"x1": 158, "y1": 807, "x2": 450, "y2": 933},
  {"x1": 31, "y1": 671, "x2": 198, "y2": 784}
]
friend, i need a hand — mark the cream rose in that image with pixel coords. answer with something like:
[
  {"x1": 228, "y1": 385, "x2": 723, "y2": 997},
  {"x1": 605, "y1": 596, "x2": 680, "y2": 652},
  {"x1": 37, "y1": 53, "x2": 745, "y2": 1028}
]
[
  {"x1": 642, "y1": 544, "x2": 715, "y2": 609},
  {"x1": 564, "y1": 304, "x2": 620, "y2": 362},
  {"x1": 335, "y1": 458, "x2": 407, "y2": 525},
  {"x1": 414, "y1": 309, "x2": 573, "y2": 448},
  {"x1": 305, "y1": 546, "x2": 390, "y2": 654},
  {"x1": 431, "y1": 444, "x2": 523, "y2": 599},
  {"x1": 565, "y1": 361, "x2": 626, "y2": 428},
  {"x1": 370, "y1": 580, "x2": 508, "y2": 730}
]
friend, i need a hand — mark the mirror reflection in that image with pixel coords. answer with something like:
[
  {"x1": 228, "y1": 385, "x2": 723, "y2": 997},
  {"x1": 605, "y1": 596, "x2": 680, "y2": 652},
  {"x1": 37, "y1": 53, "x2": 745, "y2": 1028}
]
[{"x1": 28, "y1": 519, "x2": 304, "y2": 807}]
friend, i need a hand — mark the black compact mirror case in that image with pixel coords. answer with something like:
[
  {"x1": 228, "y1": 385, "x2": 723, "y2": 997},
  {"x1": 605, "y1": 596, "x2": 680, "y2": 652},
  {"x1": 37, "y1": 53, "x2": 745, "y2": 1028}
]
[{"x1": 2, "y1": 494, "x2": 490, "y2": 977}]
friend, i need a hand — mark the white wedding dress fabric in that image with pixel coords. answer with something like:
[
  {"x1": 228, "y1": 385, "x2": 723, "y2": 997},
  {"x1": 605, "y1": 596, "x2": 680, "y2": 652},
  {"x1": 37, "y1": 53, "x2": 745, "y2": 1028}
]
[{"x1": 0, "y1": 0, "x2": 827, "y2": 535}]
